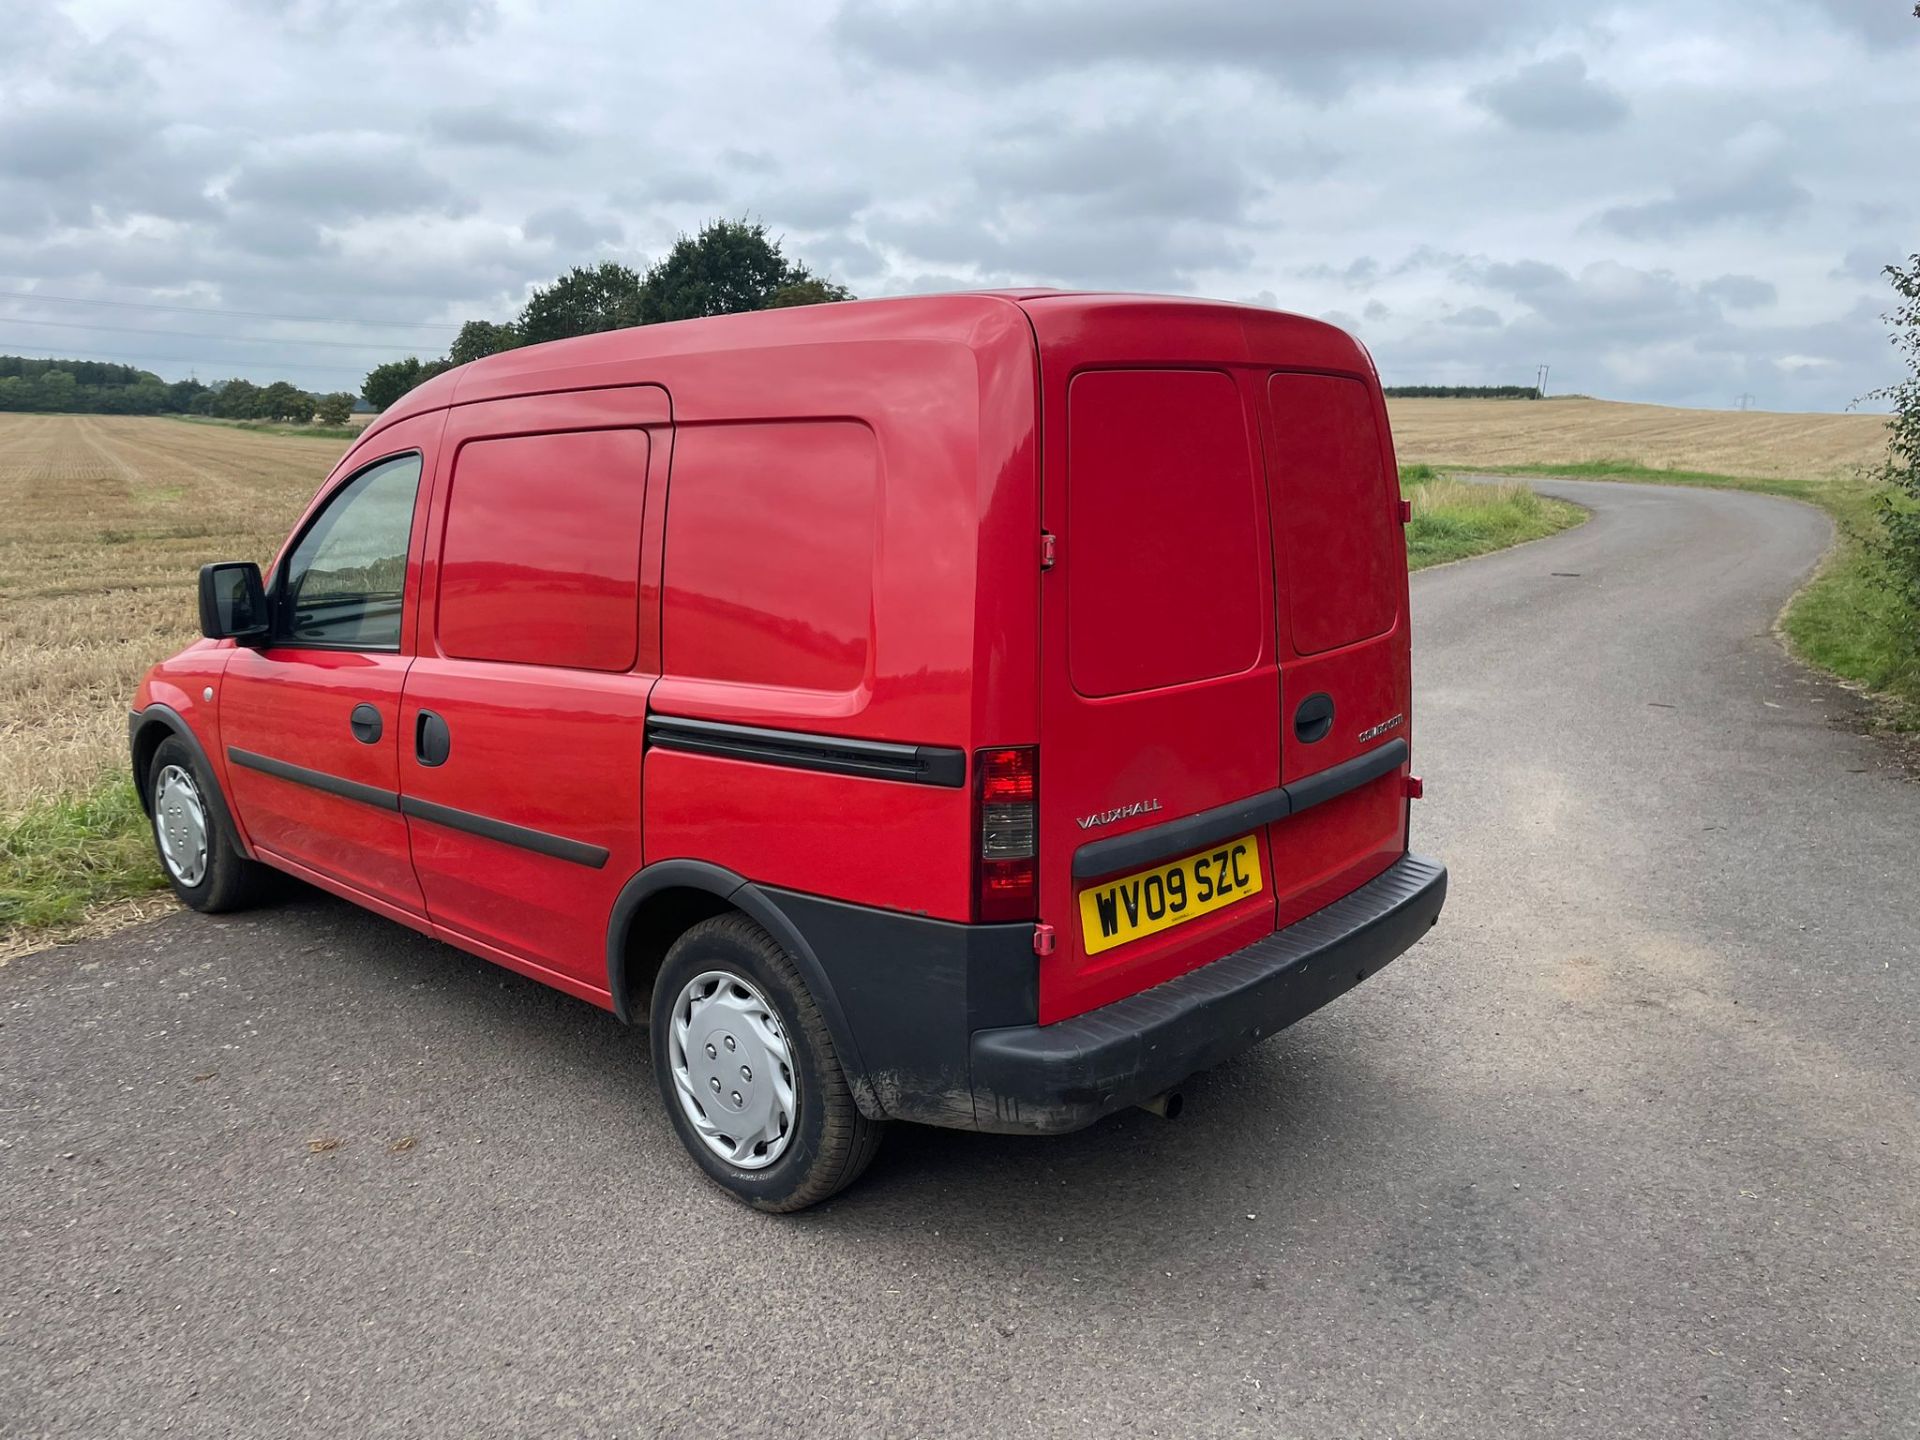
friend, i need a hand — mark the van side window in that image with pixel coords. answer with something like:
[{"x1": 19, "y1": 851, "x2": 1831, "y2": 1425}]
[
  {"x1": 436, "y1": 429, "x2": 650, "y2": 672},
  {"x1": 662, "y1": 421, "x2": 876, "y2": 694},
  {"x1": 278, "y1": 452, "x2": 422, "y2": 650}
]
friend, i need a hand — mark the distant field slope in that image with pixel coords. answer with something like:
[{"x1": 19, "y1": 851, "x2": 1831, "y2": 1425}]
[{"x1": 1387, "y1": 396, "x2": 1889, "y2": 481}]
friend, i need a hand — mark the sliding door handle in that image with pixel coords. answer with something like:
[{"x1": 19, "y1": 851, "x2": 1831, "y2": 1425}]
[{"x1": 415, "y1": 709, "x2": 451, "y2": 767}]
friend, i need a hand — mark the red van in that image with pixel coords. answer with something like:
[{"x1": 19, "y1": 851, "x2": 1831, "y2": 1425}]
[{"x1": 131, "y1": 292, "x2": 1446, "y2": 1210}]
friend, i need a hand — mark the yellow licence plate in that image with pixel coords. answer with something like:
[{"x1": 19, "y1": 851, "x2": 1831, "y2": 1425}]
[{"x1": 1078, "y1": 833, "x2": 1265, "y2": 955}]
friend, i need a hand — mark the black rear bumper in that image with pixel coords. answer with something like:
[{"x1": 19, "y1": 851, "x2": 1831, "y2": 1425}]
[{"x1": 967, "y1": 853, "x2": 1447, "y2": 1134}]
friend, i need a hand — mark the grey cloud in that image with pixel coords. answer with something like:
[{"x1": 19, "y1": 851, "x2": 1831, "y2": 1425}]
[
  {"x1": 870, "y1": 206, "x2": 1250, "y2": 292},
  {"x1": 1802, "y1": 0, "x2": 1920, "y2": 45},
  {"x1": 1835, "y1": 247, "x2": 1901, "y2": 283},
  {"x1": 427, "y1": 105, "x2": 577, "y2": 155},
  {"x1": 1362, "y1": 299, "x2": 1391, "y2": 322},
  {"x1": 1598, "y1": 162, "x2": 1812, "y2": 240},
  {"x1": 972, "y1": 118, "x2": 1260, "y2": 224},
  {"x1": 524, "y1": 205, "x2": 623, "y2": 250},
  {"x1": 1444, "y1": 305, "x2": 1503, "y2": 327},
  {"x1": 241, "y1": 0, "x2": 499, "y2": 42},
  {"x1": 1297, "y1": 257, "x2": 1381, "y2": 289},
  {"x1": 228, "y1": 140, "x2": 463, "y2": 221},
  {"x1": 1701, "y1": 274, "x2": 1777, "y2": 309},
  {"x1": 834, "y1": 0, "x2": 1545, "y2": 96},
  {"x1": 1471, "y1": 55, "x2": 1627, "y2": 133},
  {"x1": 722, "y1": 148, "x2": 780, "y2": 174},
  {"x1": 758, "y1": 186, "x2": 871, "y2": 231},
  {"x1": 0, "y1": 106, "x2": 127, "y2": 182},
  {"x1": 617, "y1": 169, "x2": 727, "y2": 207}
]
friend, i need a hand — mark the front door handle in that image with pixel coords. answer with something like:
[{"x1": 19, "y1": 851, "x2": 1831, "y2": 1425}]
[
  {"x1": 415, "y1": 709, "x2": 451, "y2": 767},
  {"x1": 349, "y1": 704, "x2": 383, "y2": 745}
]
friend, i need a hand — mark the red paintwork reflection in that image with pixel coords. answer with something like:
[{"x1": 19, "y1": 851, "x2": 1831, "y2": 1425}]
[
  {"x1": 1267, "y1": 372, "x2": 1399, "y2": 656},
  {"x1": 663, "y1": 421, "x2": 876, "y2": 696},
  {"x1": 1066, "y1": 368, "x2": 1264, "y2": 698},
  {"x1": 437, "y1": 429, "x2": 650, "y2": 673}
]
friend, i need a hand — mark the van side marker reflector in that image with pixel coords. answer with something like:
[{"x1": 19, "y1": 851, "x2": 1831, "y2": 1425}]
[
  {"x1": 1406, "y1": 775, "x2": 1424, "y2": 800},
  {"x1": 1398, "y1": 498, "x2": 1413, "y2": 524},
  {"x1": 1033, "y1": 923, "x2": 1056, "y2": 957}
]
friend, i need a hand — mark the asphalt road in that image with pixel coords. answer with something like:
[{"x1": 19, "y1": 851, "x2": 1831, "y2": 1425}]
[{"x1": 5, "y1": 479, "x2": 1917, "y2": 1439}]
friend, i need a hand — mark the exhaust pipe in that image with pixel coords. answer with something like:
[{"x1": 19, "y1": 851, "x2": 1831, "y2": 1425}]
[{"x1": 1137, "y1": 1090, "x2": 1184, "y2": 1120}]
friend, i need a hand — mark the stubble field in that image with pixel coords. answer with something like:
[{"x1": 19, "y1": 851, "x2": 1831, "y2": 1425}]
[
  {"x1": 0, "y1": 414, "x2": 344, "y2": 817},
  {"x1": 1388, "y1": 395, "x2": 1888, "y2": 479}
]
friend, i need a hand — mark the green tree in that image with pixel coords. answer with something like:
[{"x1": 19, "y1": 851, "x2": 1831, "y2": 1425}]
[
  {"x1": 314, "y1": 391, "x2": 356, "y2": 426},
  {"x1": 449, "y1": 319, "x2": 520, "y2": 366},
  {"x1": 640, "y1": 219, "x2": 849, "y2": 323},
  {"x1": 259, "y1": 381, "x2": 311, "y2": 422},
  {"x1": 768, "y1": 276, "x2": 856, "y2": 309},
  {"x1": 517, "y1": 263, "x2": 645, "y2": 346},
  {"x1": 361, "y1": 358, "x2": 426, "y2": 411},
  {"x1": 212, "y1": 378, "x2": 259, "y2": 419},
  {"x1": 1870, "y1": 252, "x2": 1920, "y2": 629}
]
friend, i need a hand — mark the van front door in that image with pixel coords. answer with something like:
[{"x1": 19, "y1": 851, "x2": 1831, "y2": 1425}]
[
  {"x1": 217, "y1": 411, "x2": 443, "y2": 917},
  {"x1": 396, "y1": 387, "x2": 670, "y2": 998}
]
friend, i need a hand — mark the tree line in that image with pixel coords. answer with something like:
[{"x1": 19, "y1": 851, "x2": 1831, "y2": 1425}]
[
  {"x1": 362, "y1": 218, "x2": 850, "y2": 410},
  {"x1": 1383, "y1": 385, "x2": 1543, "y2": 400},
  {"x1": 0, "y1": 355, "x2": 355, "y2": 424}
]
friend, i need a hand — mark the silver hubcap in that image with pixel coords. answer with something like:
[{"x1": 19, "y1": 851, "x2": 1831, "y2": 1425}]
[
  {"x1": 668, "y1": 970, "x2": 797, "y2": 1170},
  {"x1": 153, "y1": 764, "x2": 209, "y2": 887}
]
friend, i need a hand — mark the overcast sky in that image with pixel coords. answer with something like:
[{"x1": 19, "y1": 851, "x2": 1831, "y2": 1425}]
[{"x1": 2, "y1": 0, "x2": 1915, "y2": 410}]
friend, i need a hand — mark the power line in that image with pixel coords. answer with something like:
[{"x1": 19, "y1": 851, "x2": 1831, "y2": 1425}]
[
  {"x1": 0, "y1": 314, "x2": 428, "y2": 351},
  {"x1": 0, "y1": 286, "x2": 462, "y2": 331},
  {"x1": 0, "y1": 341, "x2": 370, "y2": 379}
]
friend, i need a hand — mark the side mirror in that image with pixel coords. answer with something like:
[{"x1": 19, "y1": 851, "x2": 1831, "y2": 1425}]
[{"x1": 198, "y1": 562, "x2": 269, "y2": 644}]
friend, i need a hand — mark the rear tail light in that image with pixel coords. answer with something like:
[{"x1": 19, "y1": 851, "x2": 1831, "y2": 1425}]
[{"x1": 974, "y1": 746, "x2": 1037, "y2": 922}]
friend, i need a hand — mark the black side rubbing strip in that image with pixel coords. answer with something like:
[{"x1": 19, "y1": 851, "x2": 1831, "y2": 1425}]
[
  {"x1": 227, "y1": 747, "x2": 398, "y2": 811},
  {"x1": 1071, "y1": 738, "x2": 1411, "y2": 880},
  {"x1": 399, "y1": 796, "x2": 609, "y2": 869},
  {"x1": 646, "y1": 715, "x2": 967, "y2": 787},
  {"x1": 226, "y1": 746, "x2": 607, "y2": 868},
  {"x1": 1284, "y1": 737, "x2": 1408, "y2": 815},
  {"x1": 1072, "y1": 788, "x2": 1290, "y2": 880}
]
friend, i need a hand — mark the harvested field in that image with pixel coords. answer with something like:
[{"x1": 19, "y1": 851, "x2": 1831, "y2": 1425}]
[
  {"x1": 0, "y1": 414, "x2": 347, "y2": 818},
  {"x1": 1387, "y1": 396, "x2": 1889, "y2": 481}
]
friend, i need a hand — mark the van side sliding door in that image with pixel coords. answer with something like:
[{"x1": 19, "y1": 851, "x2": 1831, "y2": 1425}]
[{"x1": 397, "y1": 386, "x2": 671, "y2": 1002}]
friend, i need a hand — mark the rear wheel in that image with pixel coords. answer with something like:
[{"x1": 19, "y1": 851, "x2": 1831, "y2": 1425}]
[
  {"x1": 650, "y1": 915, "x2": 884, "y2": 1212},
  {"x1": 146, "y1": 735, "x2": 272, "y2": 913}
]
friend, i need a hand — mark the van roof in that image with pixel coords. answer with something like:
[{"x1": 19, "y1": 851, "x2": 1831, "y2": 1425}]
[{"x1": 358, "y1": 290, "x2": 1366, "y2": 450}]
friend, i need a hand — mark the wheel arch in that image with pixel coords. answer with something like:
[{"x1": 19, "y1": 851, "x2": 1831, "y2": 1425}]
[
  {"x1": 129, "y1": 705, "x2": 252, "y2": 858},
  {"x1": 605, "y1": 859, "x2": 878, "y2": 1115}
]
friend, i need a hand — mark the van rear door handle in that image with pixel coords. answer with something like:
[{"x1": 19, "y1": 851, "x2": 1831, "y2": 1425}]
[
  {"x1": 349, "y1": 704, "x2": 382, "y2": 744},
  {"x1": 415, "y1": 709, "x2": 451, "y2": 767}
]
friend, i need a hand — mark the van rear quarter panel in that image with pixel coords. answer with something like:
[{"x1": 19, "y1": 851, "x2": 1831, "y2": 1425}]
[{"x1": 633, "y1": 301, "x2": 1041, "y2": 920}]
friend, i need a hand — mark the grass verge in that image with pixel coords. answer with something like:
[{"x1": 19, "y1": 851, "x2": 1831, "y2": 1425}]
[
  {"x1": 1442, "y1": 460, "x2": 1919, "y2": 730},
  {"x1": 1400, "y1": 464, "x2": 1587, "y2": 569},
  {"x1": 1, "y1": 777, "x2": 166, "y2": 938}
]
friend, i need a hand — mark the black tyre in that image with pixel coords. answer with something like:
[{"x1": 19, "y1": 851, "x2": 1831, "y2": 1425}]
[
  {"x1": 145, "y1": 735, "x2": 273, "y2": 914},
  {"x1": 650, "y1": 914, "x2": 884, "y2": 1212}
]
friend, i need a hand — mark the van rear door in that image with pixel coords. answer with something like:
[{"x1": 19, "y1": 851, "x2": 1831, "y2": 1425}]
[
  {"x1": 1258, "y1": 371, "x2": 1411, "y2": 929},
  {"x1": 1026, "y1": 299, "x2": 1411, "y2": 1026}
]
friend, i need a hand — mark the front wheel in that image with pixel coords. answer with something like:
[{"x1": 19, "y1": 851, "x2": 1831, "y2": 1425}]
[
  {"x1": 650, "y1": 915, "x2": 884, "y2": 1212},
  {"x1": 146, "y1": 735, "x2": 272, "y2": 914}
]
